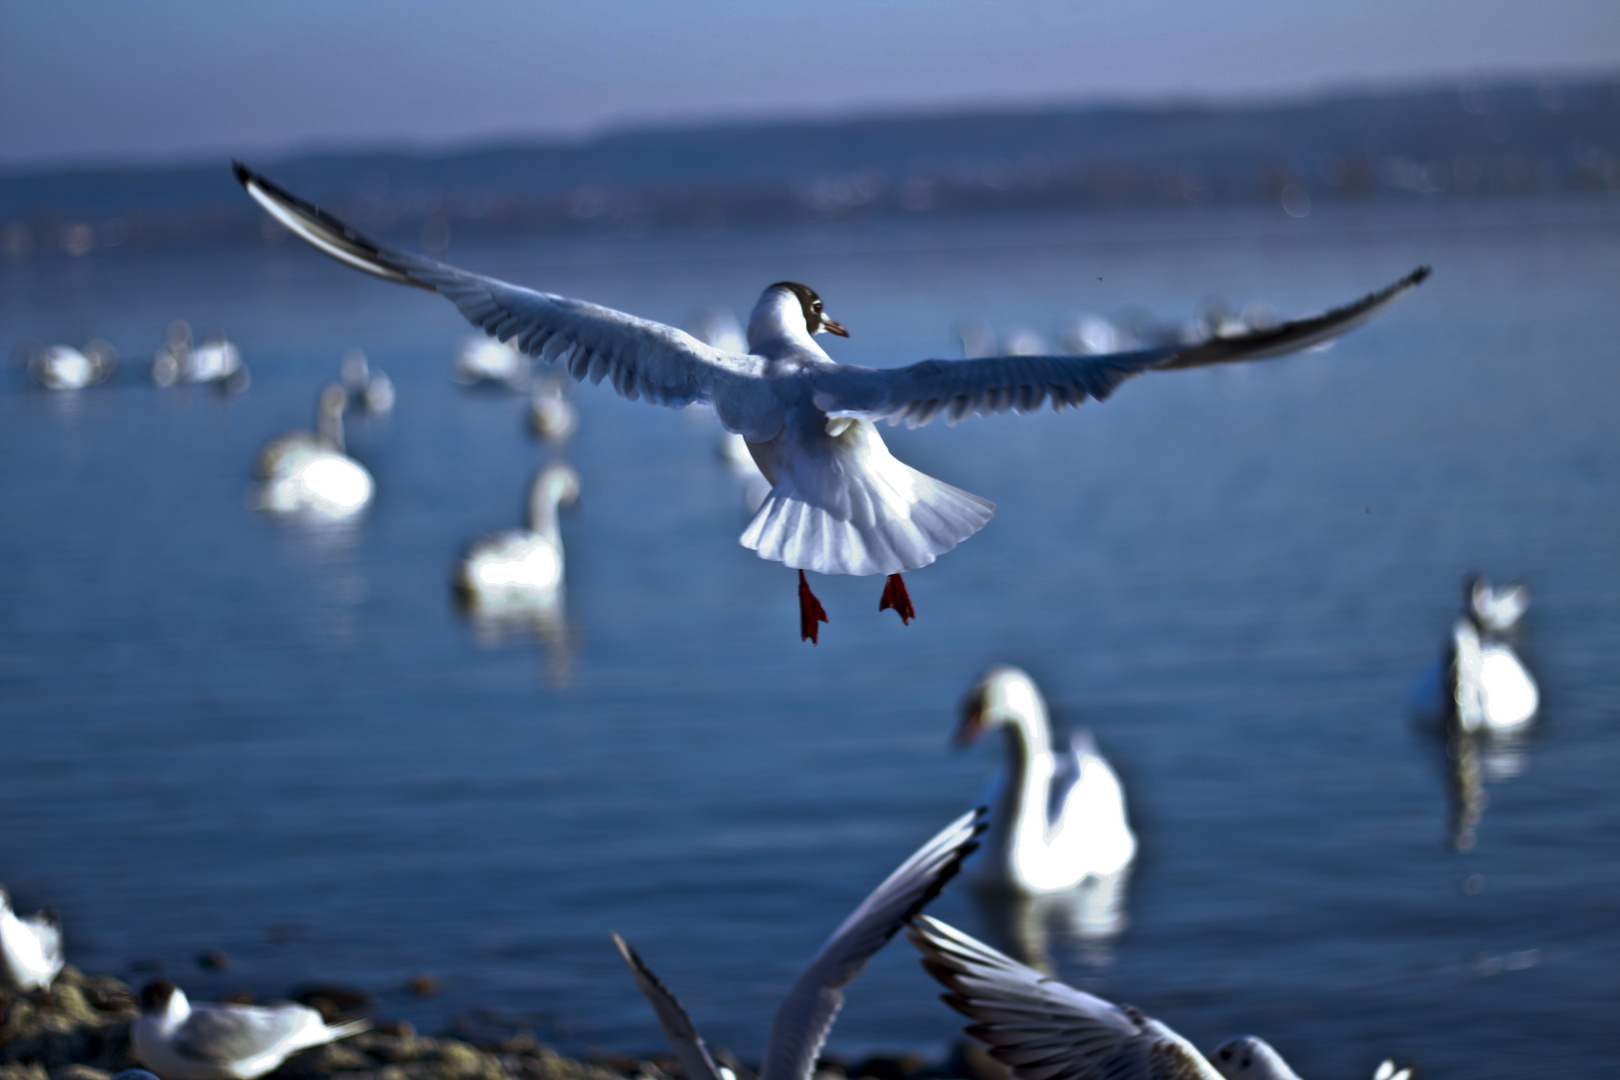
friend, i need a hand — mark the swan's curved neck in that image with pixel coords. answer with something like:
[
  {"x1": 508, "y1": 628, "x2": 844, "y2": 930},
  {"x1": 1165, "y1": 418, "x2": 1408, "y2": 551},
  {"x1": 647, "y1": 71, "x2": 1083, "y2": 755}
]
[
  {"x1": 988, "y1": 708, "x2": 1056, "y2": 863},
  {"x1": 528, "y1": 480, "x2": 562, "y2": 538},
  {"x1": 318, "y1": 403, "x2": 346, "y2": 454}
]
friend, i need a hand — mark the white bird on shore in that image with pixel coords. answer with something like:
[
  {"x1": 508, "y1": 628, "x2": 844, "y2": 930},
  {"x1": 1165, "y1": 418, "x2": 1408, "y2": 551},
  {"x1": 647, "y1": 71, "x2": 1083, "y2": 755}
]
[
  {"x1": 1467, "y1": 573, "x2": 1529, "y2": 633},
  {"x1": 236, "y1": 161, "x2": 1429, "y2": 644},
  {"x1": 18, "y1": 340, "x2": 118, "y2": 390},
  {"x1": 456, "y1": 463, "x2": 580, "y2": 610},
  {"x1": 258, "y1": 383, "x2": 374, "y2": 519},
  {"x1": 0, "y1": 887, "x2": 63, "y2": 991},
  {"x1": 613, "y1": 808, "x2": 987, "y2": 1080},
  {"x1": 956, "y1": 666, "x2": 1135, "y2": 895},
  {"x1": 134, "y1": 979, "x2": 369, "y2": 1080},
  {"x1": 909, "y1": 916, "x2": 1411, "y2": 1080}
]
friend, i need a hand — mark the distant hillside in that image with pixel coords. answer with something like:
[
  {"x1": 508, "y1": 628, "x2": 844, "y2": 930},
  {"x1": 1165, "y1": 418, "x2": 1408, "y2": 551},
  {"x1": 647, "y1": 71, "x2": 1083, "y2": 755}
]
[{"x1": 3, "y1": 74, "x2": 1617, "y2": 255}]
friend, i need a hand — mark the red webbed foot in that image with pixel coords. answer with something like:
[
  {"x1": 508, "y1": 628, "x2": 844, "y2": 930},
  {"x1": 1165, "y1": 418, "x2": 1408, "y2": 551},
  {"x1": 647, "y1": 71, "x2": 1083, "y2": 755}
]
[
  {"x1": 879, "y1": 573, "x2": 915, "y2": 624},
  {"x1": 799, "y1": 569, "x2": 829, "y2": 644}
]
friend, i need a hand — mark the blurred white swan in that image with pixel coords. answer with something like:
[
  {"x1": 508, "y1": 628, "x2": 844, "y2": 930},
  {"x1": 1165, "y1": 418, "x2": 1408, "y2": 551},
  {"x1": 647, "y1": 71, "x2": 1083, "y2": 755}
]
[
  {"x1": 455, "y1": 336, "x2": 529, "y2": 389},
  {"x1": 341, "y1": 348, "x2": 395, "y2": 415},
  {"x1": 1468, "y1": 573, "x2": 1529, "y2": 633},
  {"x1": 612, "y1": 808, "x2": 986, "y2": 1080},
  {"x1": 258, "y1": 384, "x2": 374, "y2": 519},
  {"x1": 456, "y1": 463, "x2": 580, "y2": 611},
  {"x1": 1451, "y1": 616, "x2": 1538, "y2": 736},
  {"x1": 956, "y1": 666, "x2": 1136, "y2": 895},
  {"x1": 909, "y1": 916, "x2": 1413, "y2": 1080},
  {"x1": 19, "y1": 340, "x2": 117, "y2": 390},
  {"x1": 134, "y1": 979, "x2": 368, "y2": 1080},
  {"x1": 0, "y1": 887, "x2": 63, "y2": 991},
  {"x1": 239, "y1": 161, "x2": 1428, "y2": 644},
  {"x1": 153, "y1": 322, "x2": 248, "y2": 392},
  {"x1": 527, "y1": 375, "x2": 579, "y2": 443}
]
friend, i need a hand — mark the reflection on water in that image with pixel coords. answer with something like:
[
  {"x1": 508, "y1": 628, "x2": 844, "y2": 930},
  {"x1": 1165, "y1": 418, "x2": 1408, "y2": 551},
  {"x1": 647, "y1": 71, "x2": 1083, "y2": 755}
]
[{"x1": 969, "y1": 869, "x2": 1131, "y2": 972}]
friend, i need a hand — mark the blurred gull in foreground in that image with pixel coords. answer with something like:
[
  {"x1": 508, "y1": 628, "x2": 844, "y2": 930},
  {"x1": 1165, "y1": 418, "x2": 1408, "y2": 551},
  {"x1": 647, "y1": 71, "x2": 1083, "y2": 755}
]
[
  {"x1": 909, "y1": 916, "x2": 1412, "y2": 1080},
  {"x1": 613, "y1": 808, "x2": 987, "y2": 1080},
  {"x1": 17, "y1": 340, "x2": 118, "y2": 390},
  {"x1": 957, "y1": 666, "x2": 1136, "y2": 896},
  {"x1": 134, "y1": 979, "x2": 368, "y2": 1080},
  {"x1": 258, "y1": 384, "x2": 375, "y2": 519},
  {"x1": 0, "y1": 887, "x2": 63, "y2": 991},
  {"x1": 237, "y1": 161, "x2": 1429, "y2": 644}
]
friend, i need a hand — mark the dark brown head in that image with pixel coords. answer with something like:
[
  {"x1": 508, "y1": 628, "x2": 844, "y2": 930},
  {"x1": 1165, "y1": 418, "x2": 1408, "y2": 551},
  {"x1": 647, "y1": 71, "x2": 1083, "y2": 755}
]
[
  {"x1": 769, "y1": 282, "x2": 849, "y2": 338},
  {"x1": 139, "y1": 979, "x2": 178, "y2": 1013}
]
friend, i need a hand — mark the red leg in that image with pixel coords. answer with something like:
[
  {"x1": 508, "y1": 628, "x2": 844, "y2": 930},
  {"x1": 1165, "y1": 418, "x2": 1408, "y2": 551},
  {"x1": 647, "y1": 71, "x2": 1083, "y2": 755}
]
[
  {"x1": 879, "y1": 573, "x2": 915, "y2": 625},
  {"x1": 798, "y1": 570, "x2": 829, "y2": 644}
]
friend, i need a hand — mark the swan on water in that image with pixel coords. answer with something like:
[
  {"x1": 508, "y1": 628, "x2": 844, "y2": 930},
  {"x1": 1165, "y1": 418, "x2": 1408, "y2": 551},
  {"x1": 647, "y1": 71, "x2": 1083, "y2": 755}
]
[
  {"x1": 0, "y1": 887, "x2": 63, "y2": 991},
  {"x1": 340, "y1": 348, "x2": 395, "y2": 415},
  {"x1": 527, "y1": 375, "x2": 579, "y2": 443},
  {"x1": 18, "y1": 340, "x2": 118, "y2": 390},
  {"x1": 134, "y1": 979, "x2": 368, "y2": 1080},
  {"x1": 612, "y1": 808, "x2": 986, "y2": 1080},
  {"x1": 236, "y1": 161, "x2": 1428, "y2": 644},
  {"x1": 152, "y1": 322, "x2": 249, "y2": 392},
  {"x1": 955, "y1": 666, "x2": 1136, "y2": 895},
  {"x1": 258, "y1": 383, "x2": 374, "y2": 519},
  {"x1": 455, "y1": 462, "x2": 580, "y2": 612},
  {"x1": 909, "y1": 916, "x2": 1413, "y2": 1080}
]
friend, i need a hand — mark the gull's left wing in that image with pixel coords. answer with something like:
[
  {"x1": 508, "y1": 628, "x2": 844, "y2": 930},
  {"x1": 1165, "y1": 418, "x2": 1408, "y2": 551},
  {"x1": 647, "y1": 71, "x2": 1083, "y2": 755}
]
[
  {"x1": 759, "y1": 807, "x2": 988, "y2": 1080},
  {"x1": 612, "y1": 934, "x2": 727, "y2": 1080},
  {"x1": 233, "y1": 163, "x2": 787, "y2": 440},
  {"x1": 811, "y1": 268, "x2": 1429, "y2": 428}
]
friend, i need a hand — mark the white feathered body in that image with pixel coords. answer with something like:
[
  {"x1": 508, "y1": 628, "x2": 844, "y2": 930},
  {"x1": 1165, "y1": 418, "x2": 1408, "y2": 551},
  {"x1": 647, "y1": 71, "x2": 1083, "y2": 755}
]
[
  {"x1": 1453, "y1": 618, "x2": 1538, "y2": 735},
  {"x1": 735, "y1": 292, "x2": 993, "y2": 576},
  {"x1": 0, "y1": 898, "x2": 63, "y2": 991},
  {"x1": 134, "y1": 988, "x2": 366, "y2": 1080}
]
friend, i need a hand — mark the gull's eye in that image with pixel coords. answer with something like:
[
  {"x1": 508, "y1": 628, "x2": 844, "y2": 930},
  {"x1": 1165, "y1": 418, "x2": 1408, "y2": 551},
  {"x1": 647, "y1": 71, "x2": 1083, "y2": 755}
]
[{"x1": 812, "y1": 300, "x2": 822, "y2": 311}]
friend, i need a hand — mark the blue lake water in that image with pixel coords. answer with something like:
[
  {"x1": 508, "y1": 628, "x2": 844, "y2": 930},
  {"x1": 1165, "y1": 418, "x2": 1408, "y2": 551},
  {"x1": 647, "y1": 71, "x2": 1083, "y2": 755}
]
[{"x1": 3, "y1": 196, "x2": 1619, "y2": 1079}]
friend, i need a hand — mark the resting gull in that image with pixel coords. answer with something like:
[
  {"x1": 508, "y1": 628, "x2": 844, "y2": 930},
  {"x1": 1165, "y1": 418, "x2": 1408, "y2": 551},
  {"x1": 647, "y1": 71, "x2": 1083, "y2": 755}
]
[
  {"x1": 613, "y1": 807, "x2": 987, "y2": 1080},
  {"x1": 134, "y1": 978, "x2": 369, "y2": 1080},
  {"x1": 0, "y1": 886, "x2": 63, "y2": 991},
  {"x1": 235, "y1": 161, "x2": 1428, "y2": 643}
]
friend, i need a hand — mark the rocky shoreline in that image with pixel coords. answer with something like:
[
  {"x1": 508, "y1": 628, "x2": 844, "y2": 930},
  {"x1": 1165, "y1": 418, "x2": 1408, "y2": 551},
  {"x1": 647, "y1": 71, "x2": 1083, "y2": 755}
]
[{"x1": 1, "y1": 969, "x2": 1004, "y2": 1080}]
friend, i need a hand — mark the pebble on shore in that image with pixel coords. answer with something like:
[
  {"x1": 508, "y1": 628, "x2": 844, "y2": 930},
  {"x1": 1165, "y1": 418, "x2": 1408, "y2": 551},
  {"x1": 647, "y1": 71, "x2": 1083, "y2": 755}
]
[{"x1": 0, "y1": 969, "x2": 1005, "y2": 1080}]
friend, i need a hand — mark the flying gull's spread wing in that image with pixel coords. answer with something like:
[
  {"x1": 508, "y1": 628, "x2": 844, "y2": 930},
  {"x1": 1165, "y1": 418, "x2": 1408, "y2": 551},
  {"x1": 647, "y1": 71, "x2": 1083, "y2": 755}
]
[
  {"x1": 811, "y1": 268, "x2": 1429, "y2": 428},
  {"x1": 907, "y1": 915, "x2": 1219, "y2": 1080},
  {"x1": 760, "y1": 807, "x2": 988, "y2": 1080},
  {"x1": 612, "y1": 934, "x2": 728, "y2": 1080},
  {"x1": 233, "y1": 163, "x2": 785, "y2": 440}
]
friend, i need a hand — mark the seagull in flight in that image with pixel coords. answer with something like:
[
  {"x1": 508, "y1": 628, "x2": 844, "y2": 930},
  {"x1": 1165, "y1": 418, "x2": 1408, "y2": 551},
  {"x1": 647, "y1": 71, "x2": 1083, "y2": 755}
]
[
  {"x1": 234, "y1": 162, "x2": 1428, "y2": 643},
  {"x1": 612, "y1": 807, "x2": 987, "y2": 1080},
  {"x1": 909, "y1": 915, "x2": 1412, "y2": 1080}
]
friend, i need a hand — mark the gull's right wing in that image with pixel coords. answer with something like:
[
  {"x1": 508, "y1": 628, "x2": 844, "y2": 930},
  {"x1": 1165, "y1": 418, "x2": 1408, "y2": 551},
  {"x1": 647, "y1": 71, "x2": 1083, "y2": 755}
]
[
  {"x1": 811, "y1": 268, "x2": 1429, "y2": 428},
  {"x1": 613, "y1": 934, "x2": 727, "y2": 1080},
  {"x1": 759, "y1": 807, "x2": 988, "y2": 1080},
  {"x1": 233, "y1": 163, "x2": 786, "y2": 440},
  {"x1": 907, "y1": 916, "x2": 1220, "y2": 1080}
]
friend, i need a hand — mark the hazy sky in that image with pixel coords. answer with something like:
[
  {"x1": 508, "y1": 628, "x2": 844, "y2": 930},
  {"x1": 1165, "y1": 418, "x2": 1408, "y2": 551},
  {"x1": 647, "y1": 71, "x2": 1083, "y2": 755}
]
[{"x1": 3, "y1": 0, "x2": 1617, "y2": 168}]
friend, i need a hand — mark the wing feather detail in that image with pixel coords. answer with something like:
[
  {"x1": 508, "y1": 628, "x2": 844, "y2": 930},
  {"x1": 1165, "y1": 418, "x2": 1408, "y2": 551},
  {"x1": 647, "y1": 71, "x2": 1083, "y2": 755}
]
[
  {"x1": 811, "y1": 268, "x2": 1429, "y2": 428},
  {"x1": 907, "y1": 916, "x2": 1221, "y2": 1080},
  {"x1": 612, "y1": 934, "x2": 727, "y2": 1080},
  {"x1": 233, "y1": 162, "x2": 784, "y2": 439},
  {"x1": 759, "y1": 808, "x2": 988, "y2": 1080}
]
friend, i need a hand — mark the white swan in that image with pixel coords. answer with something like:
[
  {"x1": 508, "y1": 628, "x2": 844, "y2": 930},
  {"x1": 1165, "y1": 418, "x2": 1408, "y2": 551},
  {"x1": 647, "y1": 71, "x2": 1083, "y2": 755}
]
[
  {"x1": 19, "y1": 340, "x2": 117, "y2": 390},
  {"x1": 956, "y1": 666, "x2": 1136, "y2": 895},
  {"x1": 258, "y1": 384, "x2": 374, "y2": 519},
  {"x1": 613, "y1": 808, "x2": 986, "y2": 1080},
  {"x1": 1468, "y1": 573, "x2": 1529, "y2": 633},
  {"x1": 1452, "y1": 616, "x2": 1538, "y2": 736},
  {"x1": 527, "y1": 375, "x2": 579, "y2": 443},
  {"x1": 0, "y1": 887, "x2": 63, "y2": 991},
  {"x1": 454, "y1": 335, "x2": 529, "y2": 389},
  {"x1": 910, "y1": 916, "x2": 1412, "y2": 1080},
  {"x1": 134, "y1": 979, "x2": 368, "y2": 1080},
  {"x1": 455, "y1": 463, "x2": 580, "y2": 610},
  {"x1": 340, "y1": 348, "x2": 395, "y2": 415},
  {"x1": 237, "y1": 161, "x2": 1428, "y2": 643},
  {"x1": 153, "y1": 322, "x2": 248, "y2": 392}
]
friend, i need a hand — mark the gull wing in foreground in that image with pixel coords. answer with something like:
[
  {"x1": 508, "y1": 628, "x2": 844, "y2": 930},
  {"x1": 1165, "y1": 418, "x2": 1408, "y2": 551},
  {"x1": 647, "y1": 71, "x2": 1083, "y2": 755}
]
[
  {"x1": 233, "y1": 163, "x2": 784, "y2": 440},
  {"x1": 907, "y1": 915, "x2": 1220, "y2": 1080},
  {"x1": 812, "y1": 268, "x2": 1429, "y2": 428},
  {"x1": 612, "y1": 934, "x2": 727, "y2": 1080},
  {"x1": 759, "y1": 807, "x2": 988, "y2": 1080}
]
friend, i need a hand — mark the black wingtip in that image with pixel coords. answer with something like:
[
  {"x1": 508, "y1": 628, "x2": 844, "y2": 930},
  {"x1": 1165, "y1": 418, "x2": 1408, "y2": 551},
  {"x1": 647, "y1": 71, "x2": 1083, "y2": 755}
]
[
  {"x1": 231, "y1": 160, "x2": 253, "y2": 188},
  {"x1": 1408, "y1": 265, "x2": 1432, "y2": 287}
]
